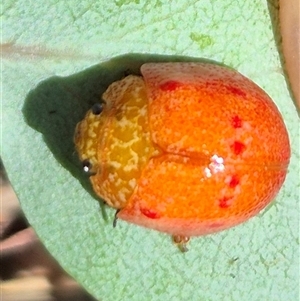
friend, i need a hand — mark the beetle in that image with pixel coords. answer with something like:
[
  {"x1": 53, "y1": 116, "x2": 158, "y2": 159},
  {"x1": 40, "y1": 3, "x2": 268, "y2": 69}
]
[{"x1": 74, "y1": 62, "x2": 291, "y2": 251}]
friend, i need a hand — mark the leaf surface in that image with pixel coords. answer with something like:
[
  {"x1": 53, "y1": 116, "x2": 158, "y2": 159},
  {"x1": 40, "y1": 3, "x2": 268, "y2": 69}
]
[{"x1": 2, "y1": 1, "x2": 299, "y2": 300}]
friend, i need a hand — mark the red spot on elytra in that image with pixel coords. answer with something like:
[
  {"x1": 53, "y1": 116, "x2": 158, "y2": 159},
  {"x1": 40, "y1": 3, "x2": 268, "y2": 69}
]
[
  {"x1": 229, "y1": 175, "x2": 240, "y2": 188},
  {"x1": 226, "y1": 85, "x2": 246, "y2": 97},
  {"x1": 140, "y1": 208, "x2": 160, "y2": 219},
  {"x1": 219, "y1": 197, "x2": 233, "y2": 208},
  {"x1": 231, "y1": 141, "x2": 246, "y2": 155},
  {"x1": 160, "y1": 80, "x2": 181, "y2": 91},
  {"x1": 231, "y1": 115, "x2": 243, "y2": 128}
]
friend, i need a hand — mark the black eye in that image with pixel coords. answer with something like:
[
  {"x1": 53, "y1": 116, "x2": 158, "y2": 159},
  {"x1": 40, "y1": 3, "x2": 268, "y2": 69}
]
[
  {"x1": 91, "y1": 103, "x2": 105, "y2": 115},
  {"x1": 82, "y1": 159, "x2": 92, "y2": 173}
]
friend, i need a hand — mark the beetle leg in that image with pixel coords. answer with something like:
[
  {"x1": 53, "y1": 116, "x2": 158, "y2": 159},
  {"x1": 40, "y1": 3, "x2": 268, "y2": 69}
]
[
  {"x1": 113, "y1": 209, "x2": 121, "y2": 228},
  {"x1": 172, "y1": 235, "x2": 190, "y2": 253}
]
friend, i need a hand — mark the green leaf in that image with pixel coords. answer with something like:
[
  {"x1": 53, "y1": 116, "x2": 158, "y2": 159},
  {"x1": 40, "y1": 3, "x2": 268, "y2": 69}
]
[{"x1": 2, "y1": 1, "x2": 299, "y2": 301}]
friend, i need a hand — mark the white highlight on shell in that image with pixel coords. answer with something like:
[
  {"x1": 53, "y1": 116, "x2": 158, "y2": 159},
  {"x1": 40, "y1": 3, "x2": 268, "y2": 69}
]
[
  {"x1": 204, "y1": 167, "x2": 212, "y2": 178},
  {"x1": 204, "y1": 154, "x2": 225, "y2": 178}
]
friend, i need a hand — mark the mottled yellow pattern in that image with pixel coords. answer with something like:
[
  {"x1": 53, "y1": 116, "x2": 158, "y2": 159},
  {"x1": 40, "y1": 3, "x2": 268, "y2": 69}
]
[
  {"x1": 74, "y1": 75, "x2": 158, "y2": 208},
  {"x1": 74, "y1": 112, "x2": 105, "y2": 175}
]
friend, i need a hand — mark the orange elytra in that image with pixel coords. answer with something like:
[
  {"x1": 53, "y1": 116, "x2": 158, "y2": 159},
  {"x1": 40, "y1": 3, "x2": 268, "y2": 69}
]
[{"x1": 74, "y1": 62, "x2": 291, "y2": 250}]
